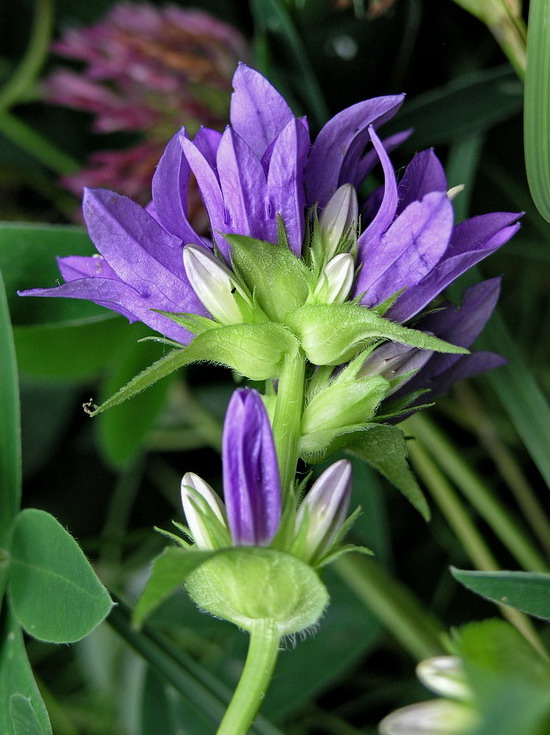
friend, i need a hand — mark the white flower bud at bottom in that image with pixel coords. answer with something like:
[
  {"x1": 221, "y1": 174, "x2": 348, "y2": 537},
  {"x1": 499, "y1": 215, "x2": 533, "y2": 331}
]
[
  {"x1": 416, "y1": 656, "x2": 470, "y2": 700},
  {"x1": 181, "y1": 472, "x2": 227, "y2": 549},
  {"x1": 379, "y1": 699, "x2": 478, "y2": 735},
  {"x1": 183, "y1": 244, "x2": 246, "y2": 325}
]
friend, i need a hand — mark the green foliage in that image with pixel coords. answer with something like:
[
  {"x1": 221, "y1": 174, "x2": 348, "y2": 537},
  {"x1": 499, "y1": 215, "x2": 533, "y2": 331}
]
[
  {"x1": 348, "y1": 424, "x2": 430, "y2": 520},
  {"x1": 452, "y1": 568, "x2": 550, "y2": 622},
  {"x1": 8, "y1": 509, "x2": 113, "y2": 643}
]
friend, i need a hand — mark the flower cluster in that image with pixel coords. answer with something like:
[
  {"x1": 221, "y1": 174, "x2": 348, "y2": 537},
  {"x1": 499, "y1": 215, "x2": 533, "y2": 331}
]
[
  {"x1": 24, "y1": 64, "x2": 519, "y2": 454},
  {"x1": 180, "y1": 388, "x2": 357, "y2": 569},
  {"x1": 43, "y1": 3, "x2": 248, "y2": 206}
]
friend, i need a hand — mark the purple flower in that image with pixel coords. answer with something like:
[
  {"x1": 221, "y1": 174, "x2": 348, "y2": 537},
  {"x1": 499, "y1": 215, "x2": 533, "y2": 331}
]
[
  {"x1": 25, "y1": 64, "x2": 519, "y2": 341},
  {"x1": 181, "y1": 389, "x2": 282, "y2": 548}
]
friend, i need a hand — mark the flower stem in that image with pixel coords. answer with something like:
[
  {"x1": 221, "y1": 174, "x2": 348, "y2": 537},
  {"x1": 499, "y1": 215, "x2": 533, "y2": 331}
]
[
  {"x1": 216, "y1": 619, "x2": 280, "y2": 735},
  {"x1": 405, "y1": 414, "x2": 549, "y2": 573},
  {"x1": 272, "y1": 349, "x2": 306, "y2": 494}
]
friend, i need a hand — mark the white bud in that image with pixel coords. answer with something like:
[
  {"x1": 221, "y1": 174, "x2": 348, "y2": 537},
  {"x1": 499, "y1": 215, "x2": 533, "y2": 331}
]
[
  {"x1": 379, "y1": 699, "x2": 477, "y2": 735},
  {"x1": 319, "y1": 184, "x2": 358, "y2": 258},
  {"x1": 181, "y1": 472, "x2": 227, "y2": 549},
  {"x1": 183, "y1": 244, "x2": 247, "y2": 325},
  {"x1": 312, "y1": 253, "x2": 355, "y2": 304},
  {"x1": 416, "y1": 657, "x2": 470, "y2": 701},
  {"x1": 295, "y1": 459, "x2": 352, "y2": 561}
]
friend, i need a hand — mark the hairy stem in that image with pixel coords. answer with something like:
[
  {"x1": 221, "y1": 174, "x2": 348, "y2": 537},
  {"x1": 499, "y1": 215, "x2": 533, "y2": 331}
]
[{"x1": 272, "y1": 349, "x2": 306, "y2": 494}]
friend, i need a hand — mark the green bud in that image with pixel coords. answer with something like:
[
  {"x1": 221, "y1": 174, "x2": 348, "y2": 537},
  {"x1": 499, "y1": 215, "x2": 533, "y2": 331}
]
[{"x1": 184, "y1": 548, "x2": 329, "y2": 635}]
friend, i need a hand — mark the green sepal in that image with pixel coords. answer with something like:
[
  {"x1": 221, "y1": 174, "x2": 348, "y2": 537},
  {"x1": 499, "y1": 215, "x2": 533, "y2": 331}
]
[
  {"x1": 184, "y1": 547, "x2": 329, "y2": 635},
  {"x1": 154, "y1": 525, "x2": 190, "y2": 548},
  {"x1": 347, "y1": 424, "x2": 430, "y2": 520},
  {"x1": 316, "y1": 544, "x2": 374, "y2": 569},
  {"x1": 285, "y1": 303, "x2": 469, "y2": 365},
  {"x1": 88, "y1": 323, "x2": 298, "y2": 416},
  {"x1": 155, "y1": 311, "x2": 218, "y2": 336},
  {"x1": 228, "y1": 234, "x2": 311, "y2": 322},
  {"x1": 133, "y1": 546, "x2": 221, "y2": 628}
]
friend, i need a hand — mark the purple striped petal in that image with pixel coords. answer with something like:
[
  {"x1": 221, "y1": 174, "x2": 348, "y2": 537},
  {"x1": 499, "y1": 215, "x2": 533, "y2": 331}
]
[
  {"x1": 216, "y1": 126, "x2": 268, "y2": 240},
  {"x1": 180, "y1": 133, "x2": 228, "y2": 257},
  {"x1": 57, "y1": 254, "x2": 119, "y2": 282},
  {"x1": 396, "y1": 149, "x2": 447, "y2": 214},
  {"x1": 152, "y1": 128, "x2": 206, "y2": 246},
  {"x1": 360, "y1": 191, "x2": 453, "y2": 308},
  {"x1": 229, "y1": 63, "x2": 294, "y2": 159},
  {"x1": 20, "y1": 278, "x2": 193, "y2": 343},
  {"x1": 387, "y1": 212, "x2": 521, "y2": 322},
  {"x1": 305, "y1": 94, "x2": 404, "y2": 207},
  {"x1": 193, "y1": 126, "x2": 223, "y2": 172},
  {"x1": 82, "y1": 189, "x2": 203, "y2": 316},
  {"x1": 266, "y1": 117, "x2": 310, "y2": 254},
  {"x1": 222, "y1": 389, "x2": 282, "y2": 546}
]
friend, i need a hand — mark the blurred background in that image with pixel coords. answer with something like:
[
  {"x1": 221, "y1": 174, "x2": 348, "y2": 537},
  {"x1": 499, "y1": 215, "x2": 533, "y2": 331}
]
[{"x1": 1, "y1": 1, "x2": 549, "y2": 733}]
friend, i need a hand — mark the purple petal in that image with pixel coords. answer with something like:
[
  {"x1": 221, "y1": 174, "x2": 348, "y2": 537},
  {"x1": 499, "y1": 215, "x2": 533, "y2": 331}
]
[
  {"x1": 388, "y1": 212, "x2": 521, "y2": 322},
  {"x1": 222, "y1": 389, "x2": 282, "y2": 546},
  {"x1": 356, "y1": 128, "x2": 413, "y2": 185},
  {"x1": 83, "y1": 189, "x2": 204, "y2": 317},
  {"x1": 193, "y1": 126, "x2": 223, "y2": 172},
  {"x1": 229, "y1": 63, "x2": 294, "y2": 159},
  {"x1": 216, "y1": 127, "x2": 268, "y2": 240},
  {"x1": 21, "y1": 278, "x2": 193, "y2": 343},
  {"x1": 180, "y1": 133, "x2": 228, "y2": 257},
  {"x1": 152, "y1": 128, "x2": 206, "y2": 246},
  {"x1": 396, "y1": 149, "x2": 447, "y2": 214},
  {"x1": 305, "y1": 94, "x2": 404, "y2": 207},
  {"x1": 266, "y1": 117, "x2": 310, "y2": 254},
  {"x1": 424, "y1": 350, "x2": 506, "y2": 398},
  {"x1": 360, "y1": 191, "x2": 453, "y2": 307},
  {"x1": 57, "y1": 254, "x2": 119, "y2": 282}
]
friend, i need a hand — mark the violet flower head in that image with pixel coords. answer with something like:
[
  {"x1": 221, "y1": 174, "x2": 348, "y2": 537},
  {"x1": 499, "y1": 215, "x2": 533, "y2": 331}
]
[{"x1": 43, "y1": 3, "x2": 249, "y2": 206}]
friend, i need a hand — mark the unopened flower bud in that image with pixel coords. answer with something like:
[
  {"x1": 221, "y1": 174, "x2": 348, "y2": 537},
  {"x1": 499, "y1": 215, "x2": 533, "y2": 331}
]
[
  {"x1": 319, "y1": 184, "x2": 358, "y2": 258},
  {"x1": 358, "y1": 340, "x2": 432, "y2": 393},
  {"x1": 295, "y1": 460, "x2": 352, "y2": 562},
  {"x1": 181, "y1": 472, "x2": 227, "y2": 549},
  {"x1": 379, "y1": 699, "x2": 478, "y2": 735},
  {"x1": 183, "y1": 244, "x2": 249, "y2": 325},
  {"x1": 312, "y1": 253, "x2": 355, "y2": 304},
  {"x1": 416, "y1": 657, "x2": 470, "y2": 701}
]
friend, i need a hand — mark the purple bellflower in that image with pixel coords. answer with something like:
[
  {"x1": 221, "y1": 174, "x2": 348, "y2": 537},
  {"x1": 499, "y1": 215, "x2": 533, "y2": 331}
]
[
  {"x1": 22, "y1": 64, "x2": 519, "y2": 419},
  {"x1": 180, "y1": 388, "x2": 356, "y2": 566}
]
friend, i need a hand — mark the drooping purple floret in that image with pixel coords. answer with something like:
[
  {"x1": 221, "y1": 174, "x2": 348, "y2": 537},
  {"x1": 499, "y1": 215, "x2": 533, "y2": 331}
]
[{"x1": 222, "y1": 389, "x2": 282, "y2": 546}]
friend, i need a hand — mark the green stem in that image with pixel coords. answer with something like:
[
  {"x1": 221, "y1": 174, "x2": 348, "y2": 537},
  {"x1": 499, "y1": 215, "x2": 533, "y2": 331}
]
[
  {"x1": 216, "y1": 619, "x2": 280, "y2": 735},
  {"x1": 0, "y1": 0, "x2": 54, "y2": 112},
  {"x1": 408, "y1": 439, "x2": 549, "y2": 659},
  {"x1": 272, "y1": 349, "x2": 306, "y2": 494},
  {"x1": 0, "y1": 111, "x2": 80, "y2": 175},
  {"x1": 335, "y1": 555, "x2": 444, "y2": 661},
  {"x1": 406, "y1": 414, "x2": 549, "y2": 573}
]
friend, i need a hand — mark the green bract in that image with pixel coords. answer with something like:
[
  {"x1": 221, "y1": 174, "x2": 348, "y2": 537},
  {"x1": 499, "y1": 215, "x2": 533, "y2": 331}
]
[{"x1": 184, "y1": 548, "x2": 329, "y2": 635}]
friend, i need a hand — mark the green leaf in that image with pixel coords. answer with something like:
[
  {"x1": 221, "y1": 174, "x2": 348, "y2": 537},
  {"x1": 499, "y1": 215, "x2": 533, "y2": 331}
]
[
  {"x1": 452, "y1": 568, "x2": 550, "y2": 621},
  {"x1": 140, "y1": 667, "x2": 176, "y2": 735},
  {"x1": 524, "y1": 0, "x2": 550, "y2": 223},
  {"x1": 228, "y1": 234, "x2": 310, "y2": 322},
  {"x1": 456, "y1": 620, "x2": 550, "y2": 735},
  {"x1": 89, "y1": 323, "x2": 298, "y2": 417},
  {"x1": 0, "y1": 607, "x2": 51, "y2": 735},
  {"x1": 0, "y1": 271, "x2": 20, "y2": 550},
  {"x1": 97, "y1": 339, "x2": 173, "y2": 466},
  {"x1": 347, "y1": 424, "x2": 430, "y2": 520},
  {"x1": 133, "y1": 547, "x2": 219, "y2": 629},
  {"x1": 10, "y1": 694, "x2": 49, "y2": 735},
  {"x1": 14, "y1": 317, "x2": 132, "y2": 381},
  {"x1": 0, "y1": 223, "x2": 103, "y2": 326},
  {"x1": 285, "y1": 303, "x2": 468, "y2": 366},
  {"x1": 8, "y1": 509, "x2": 113, "y2": 643},
  {"x1": 387, "y1": 65, "x2": 522, "y2": 152}
]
